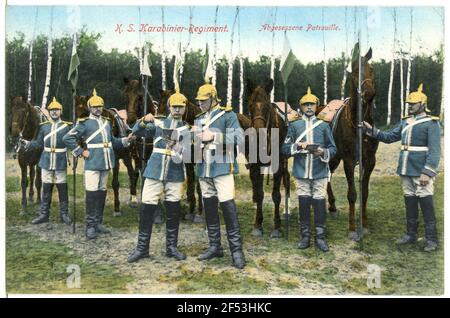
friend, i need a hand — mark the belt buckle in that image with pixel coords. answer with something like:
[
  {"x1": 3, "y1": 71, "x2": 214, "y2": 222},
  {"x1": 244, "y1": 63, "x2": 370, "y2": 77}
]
[
  {"x1": 51, "y1": 147, "x2": 55, "y2": 153},
  {"x1": 404, "y1": 145, "x2": 408, "y2": 151},
  {"x1": 104, "y1": 142, "x2": 109, "y2": 148}
]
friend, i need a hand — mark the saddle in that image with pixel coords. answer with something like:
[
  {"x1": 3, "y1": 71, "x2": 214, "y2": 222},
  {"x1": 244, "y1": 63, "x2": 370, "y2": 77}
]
[
  {"x1": 317, "y1": 98, "x2": 349, "y2": 134},
  {"x1": 271, "y1": 102, "x2": 301, "y2": 122}
]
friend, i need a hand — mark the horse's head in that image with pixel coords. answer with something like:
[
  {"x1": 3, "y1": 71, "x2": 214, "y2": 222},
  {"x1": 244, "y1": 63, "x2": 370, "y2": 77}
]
[
  {"x1": 74, "y1": 95, "x2": 90, "y2": 119},
  {"x1": 123, "y1": 77, "x2": 156, "y2": 126},
  {"x1": 350, "y1": 43, "x2": 376, "y2": 106},
  {"x1": 158, "y1": 89, "x2": 174, "y2": 116},
  {"x1": 247, "y1": 79, "x2": 274, "y2": 129},
  {"x1": 10, "y1": 96, "x2": 31, "y2": 138}
]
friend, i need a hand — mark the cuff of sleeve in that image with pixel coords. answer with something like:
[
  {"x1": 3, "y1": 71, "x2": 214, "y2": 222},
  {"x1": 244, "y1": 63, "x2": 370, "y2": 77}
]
[
  {"x1": 72, "y1": 146, "x2": 83, "y2": 157},
  {"x1": 121, "y1": 137, "x2": 130, "y2": 147},
  {"x1": 320, "y1": 149, "x2": 330, "y2": 163},
  {"x1": 213, "y1": 132, "x2": 223, "y2": 145},
  {"x1": 422, "y1": 166, "x2": 437, "y2": 177},
  {"x1": 291, "y1": 144, "x2": 299, "y2": 155}
]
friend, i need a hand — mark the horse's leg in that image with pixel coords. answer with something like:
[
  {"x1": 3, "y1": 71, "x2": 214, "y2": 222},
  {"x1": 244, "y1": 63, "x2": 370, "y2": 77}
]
[
  {"x1": 112, "y1": 159, "x2": 121, "y2": 216},
  {"x1": 35, "y1": 166, "x2": 42, "y2": 204},
  {"x1": 327, "y1": 157, "x2": 341, "y2": 217},
  {"x1": 28, "y1": 164, "x2": 35, "y2": 203},
  {"x1": 270, "y1": 161, "x2": 284, "y2": 238},
  {"x1": 343, "y1": 159, "x2": 358, "y2": 241},
  {"x1": 251, "y1": 165, "x2": 264, "y2": 237},
  {"x1": 20, "y1": 162, "x2": 28, "y2": 215},
  {"x1": 124, "y1": 154, "x2": 138, "y2": 208},
  {"x1": 184, "y1": 163, "x2": 196, "y2": 221},
  {"x1": 196, "y1": 178, "x2": 203, "y2": 215},
  {"x1": 361, "y1": 154, "x2": 376, "y2": 234}
]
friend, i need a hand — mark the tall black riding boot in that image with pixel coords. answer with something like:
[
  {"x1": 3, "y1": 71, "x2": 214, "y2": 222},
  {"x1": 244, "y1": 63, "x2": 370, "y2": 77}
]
[
  {"x1": 165, "y1": 200, "x2": 186, "y2": 260},
  {"x1": 397, "y1": 196, "x2": 419, "y2": 244},
  {"x1": 297, "y1": 196, "x2": 312, "y2": 249},
  {"x1": 313, "y1": 198, "x2": 329, "y2": 252},
  {"x1": 85, "y1": 191, "x2": 98, "y2": 239},
  {"x1": 221, "y1": 199, "x2": 245, "y2": 269},
  {"x1": 32, "y1": 183, "x2": 53, "y2": 224},
  {"x1": 127, "y1": 203, "x2": 157, "y2": 263},
  {"x1": 419, "y1": 196, "x2": 438, "y2": 252},
  {"x1": 96, "y1": 190, "x2": 111, "y2": 234},
  {"x1": 56, "y1": 183, "x2": 72, "y2": 225},
  {"x1": 198, "y1": 196, "x2": 224, "y2": 261}
]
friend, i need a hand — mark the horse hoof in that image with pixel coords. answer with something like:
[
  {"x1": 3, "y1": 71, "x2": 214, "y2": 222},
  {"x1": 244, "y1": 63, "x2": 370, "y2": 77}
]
[
  {"x1": 329, "y1": 210, "x2": 339, "y2": 219},
  {"x1": 128, "y1": 196, "x2": 138, "y2": 208},
  {"x1": 348, "y1": 231, "x2": 360, "y2": 242},
  {"x1": 184, "y1": 213, "x2": 195, "y2": 221},
  {"x1": 270, "y1": 229, "x2": 282, "y2": 238},
  {"x1": 113, "y1": 211, "x2": 122, "y2": 217},
  {"x1": 251, "y1": 228, "x2": 263, "y2": 237},
  {"x1": 193, "y1": 215, "x2": 204, "y2": 224},
  {"x1": 154, "y1": 216, "x2": 163, "y2": 224}
]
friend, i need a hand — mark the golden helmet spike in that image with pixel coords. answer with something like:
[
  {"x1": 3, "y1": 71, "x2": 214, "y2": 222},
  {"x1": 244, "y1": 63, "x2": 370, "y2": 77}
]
[
  {"x1": 47, "y1": 96, "x2": 63, "y2": 110},
  {"x1": 87, "y1": 88, "x2": 105, "y2": 107},
  {"x1": 299, "y1": 86, "x2": 320, "y2": 105}
]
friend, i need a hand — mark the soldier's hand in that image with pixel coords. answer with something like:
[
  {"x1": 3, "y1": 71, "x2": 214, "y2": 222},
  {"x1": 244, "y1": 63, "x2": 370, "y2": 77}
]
[
  {"x1": 144, "y1": 113, "x2": 154, "y2": 122},
  {"x1": 127, "y1": 133, "x2": 136, "y2": 142},
  {"x1": 201, "y1": 129, "x2": 215, "y2": 142},
  {"x1": 419, "y1": 173, "x2": 431, "y2": 186},
  {"x1": 19, "y1": 138, "x2": 30, "y2": 148},
  {"x1": 312, "y1": 147, "x2": 325, "y2": 157},
  {"x1": 363, "y1": 121, "x2": 372, "y2": 130},
  {"x1": 297, "y1": 142, "x2": 308, "y2": 150},
  {"x1": 82, "y1": 149, "x2": 90, "y2": 158}
]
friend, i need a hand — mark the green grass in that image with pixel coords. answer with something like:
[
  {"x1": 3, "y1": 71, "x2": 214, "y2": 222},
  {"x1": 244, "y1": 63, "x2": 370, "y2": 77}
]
[
  {"x1": 5, "y1": 172, "x2": 444, "y2": 295},
  {"x1": 6, "y1": 229, "x2": 133, "y2": 294}
]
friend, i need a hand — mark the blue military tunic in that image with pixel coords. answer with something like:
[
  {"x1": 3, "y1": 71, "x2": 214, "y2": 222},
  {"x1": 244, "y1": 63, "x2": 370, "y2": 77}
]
[
  {"x1": 282, "y1": 116, "x2": 337, "y2": 180},
  {"x1": 194, "y1": 105, "x2": 244, "y2": 178},
  {"x1": 27, "y1": 119, "x2": 72, "y2": 170},
  {"x1": 63, "y1": 114, "x2": 126, "y2": 171},
  {"x1": 132, "y1": 115, "x2": 190, "y2": 182},
  {"x1": 373, "y1": 114, "x2": 441, "y2": 177}
]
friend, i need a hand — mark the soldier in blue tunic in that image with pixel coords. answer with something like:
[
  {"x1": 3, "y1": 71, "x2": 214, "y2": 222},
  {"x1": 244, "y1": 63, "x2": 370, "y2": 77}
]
[
  {"x1": 63, "y1": 89, "x2": 131, "y2": 239},
  {"x1": 282, "y1": 87, "x2": 337, "y2": 252},
  {"x1": 21, "y1": 97, "x2": 72, "y2": 225},
  {"x1": 364, "y1": 84, "x2": 441, "y2": 251},
  {"x1": 193, "y1": 83, "x2": 246, "y2": 269},
  {"x1": 127, "y1": 91, "x2": 191, "y2": 263}
]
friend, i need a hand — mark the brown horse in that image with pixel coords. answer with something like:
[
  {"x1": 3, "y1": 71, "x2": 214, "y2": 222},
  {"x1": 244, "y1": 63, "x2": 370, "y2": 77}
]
[
  {"x1": 326, "y1": 43, "x2": 379, "y2": 241},
  {"x1": 9, "y1": 96, "x2": 43, "y2": 215},
  {"x1": 74, "y1": 95, "x2": 139, "y2": 216},
  {"x1": 246, "y1": 79, "x2": 290, "y2": 238}
]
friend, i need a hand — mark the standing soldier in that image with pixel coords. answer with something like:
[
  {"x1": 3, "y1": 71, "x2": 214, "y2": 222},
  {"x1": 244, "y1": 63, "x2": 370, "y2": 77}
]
[
  {"x1": 20, "y1": 97, "x2": 72, "y2": 225},
  {"x1": 282, "y1": 87, "x2": 337, "y2": 252},
  {"x1": 63, "y1": 89, "x2": 131, "y2": 239},
  {"x1": 364, "y1": 84, "x2": 441, "y2": 251},
  {"x1": 127, "y1": 91, "x2": 190, "y2": 263},
  {"x1": 193, "y1": 83, "x2": 246, "y2": 269}
]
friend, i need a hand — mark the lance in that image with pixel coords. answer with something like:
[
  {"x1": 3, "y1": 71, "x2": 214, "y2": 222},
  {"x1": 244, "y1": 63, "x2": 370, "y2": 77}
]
[
  {"x1": 72, "y1": 90, "x2": 77, "y2": 235},
  {"x1": 284, "y1": 84, "x2": 290, "y2": 240},
  {"x1": 357, "y1": 34, "x2": 364, "y2": 250}
]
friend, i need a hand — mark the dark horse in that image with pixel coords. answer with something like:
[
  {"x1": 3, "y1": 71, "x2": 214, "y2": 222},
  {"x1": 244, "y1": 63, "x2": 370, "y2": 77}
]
[
  {"x1": 246, "y1": 79, "x2": 290, "y2": 238},
  {"x1": 327, "y1": 43, "x2": 379, "y2": 241},
  {"x1": 9, "y1": 96, "x2": 43, "y2": 215},
  {"x1": 74, "y1": 95, "x2": 139, "y2": 216}
]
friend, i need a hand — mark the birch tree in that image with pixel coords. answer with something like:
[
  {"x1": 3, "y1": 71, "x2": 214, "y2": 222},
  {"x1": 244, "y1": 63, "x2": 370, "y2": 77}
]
[
  {"x1": 387, "y1": 8, "x2": 397, "y2": 126},
  {"x1": 226, "y1": 6, "x2": 239, "y2": 107},
  {"x1": 41, "y1": 7, "x2": 54, "y2": 109}
]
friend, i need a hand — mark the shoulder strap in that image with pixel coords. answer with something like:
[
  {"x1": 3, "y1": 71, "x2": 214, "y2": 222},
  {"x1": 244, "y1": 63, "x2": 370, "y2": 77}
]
[
  {"x1": 401, "y1": 117, "x2": 432, "y2": 135},
  {"x1": 85, "y1": 120, "x2": 109, "y2": 144},
  {"x1": 43, "y1": 122, "x2": 68, "y2": 142},
  {"x1": 295, "y1": 120, "x2": 324, "y2": 144},
  {"x1": 202, "y1": 110, "x2": 226, "y2": 131}
]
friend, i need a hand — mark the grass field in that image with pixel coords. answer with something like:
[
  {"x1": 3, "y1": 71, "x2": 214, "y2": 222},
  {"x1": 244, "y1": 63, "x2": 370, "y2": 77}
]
[{"x1": 5, "y1": 166, "x2": 444, "y2": 295}]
